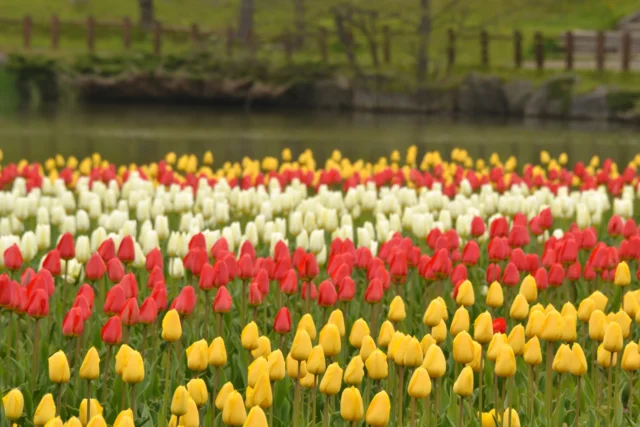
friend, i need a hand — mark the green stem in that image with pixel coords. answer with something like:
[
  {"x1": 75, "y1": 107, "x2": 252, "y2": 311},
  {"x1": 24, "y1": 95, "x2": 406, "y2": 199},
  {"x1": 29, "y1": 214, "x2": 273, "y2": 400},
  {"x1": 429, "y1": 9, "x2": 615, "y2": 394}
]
[
  {"x1": 31, "y1": 318, "x2": 40, "y2": 390},
  {"x1": 410, "y1": 397, "x2": 417, "y2": 427},
  {"x1": 546, "y1": 342, "x2": 554, "y2": 426},
  {"x1": 607, "y1": 354, "x2": 614, "y2": 427},
  {"x1": 478, "y1": 346, "x2": 484, "y2": 423},
  {"x1": 322, "y1": 395, "x2": 329, "y2": 427},
  {"x1": 87, "y1": 381, "x2": 91, "y2": 425},
  {"x1": 212, "y1": 366, "x2": 219, "y2": 427},
  {"x1": 398, "y1": 366, "x2": 405, "y2": 427},
  {"x1": 628, "y1": 372, "x2": 633, "y2": 420},
  {"x1": 162, "y1": 345, "x2": 172, "y2": 420},
  {"x1": 101, "y1": 345, "x2": 112, "y2": 404},
  {"x1": 576, "y1": 376, "x2": 581, "y2": 427},
  {"x1": 426, "y1": 394, "x2": 431, "y2": 427}
]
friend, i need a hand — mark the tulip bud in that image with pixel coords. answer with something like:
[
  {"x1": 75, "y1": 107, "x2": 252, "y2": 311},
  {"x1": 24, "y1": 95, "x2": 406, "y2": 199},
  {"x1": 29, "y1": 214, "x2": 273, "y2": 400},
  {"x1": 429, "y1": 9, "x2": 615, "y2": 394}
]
[
  {"x1": 472, "y1": 311, "x2": 492, "y2": 344},
  {"x1": 422, "y1": 345, "x2": 446, "y2": 378},
  {"x1": 2, "y1": 389, "x2": 24, "y2": 421},
  {"x1": 247, "y1": 357, "x2": 269, "y2": 389},
  {"x1": 291, "y1": 329, "x2": 313, "y2": 361},
  {"x1": 603, "y1": 322, "x2": 623, "y2": 353},
  {"x1": 241, "y1": 322, "x2": 260, "y2": 351},
  {"x1": 570, "y1": 343, "x2": 588, "y2": 376},
  {"x1": 328, "y1": 309, "x2": 346, "y2": 337},
  {"x1": 562, "y1": 315, "x2": 577, "y2": 343},
  {"x1": 79, "y1": 347, "x2": 100, "y2": 381},
  {"x1": 48, "y1": 351, "x2": 71, "y2": 383},
  {"x1": 524, "y1": 310, "x2": 544, "y2": 339},
  {"x1": 366, "y1": 391, "x2": 391, "y2": 427},
  {"x1": 162, "y1": 309, "x2": 182, "y2": 342},
  {"x1": 431, "y1": 320, "x2": 447, "y2": 344},
  {"x1": 403, "y1": 337, "x2": 423, "y2": 368},
  {"x1": 244, "y1": 406, "x2": 268, "y2": 427},
  {"x1": 508, "y1": 325, "x2": 525, "y2": 356},
  {"x1": 540, "y1": 311, "x2": 565, "y2": 342},
  {"x1": 622, "y1": 342, "x2": 640, "y2": 371},
  {"x1": 456, "y1": 280, "x2": 475, "y2": 307},
  {"x1": 467, "y1": 341, "x2": 483, "y2": 372},
  {"x1": 407, "y1": 367, "x2": 432, "y2": 398},
  {"x1": 253, "y1": 373, "x2": 273, "y2": 409},
  {"x1": 388, "y1": 296, "x2": 406, "y2": 323},
  {"x1": 286, "y1": 352, "x2": 307, "y2": 379},
  {"x1": 366, "y1": 349, "x2": 388, "y2": 380},
  {"x1": 215, "y1": 382, "x2": 235, "y2": 410},
  {"x1": 588, "y1": 310, "x2": 607, "y2": 341},
  {"x1": 453, "y1": 331, "x2": 475, "y2": 364},
  {"x1": 624, "y1": 292, "x2": 639, "y2": 318},
  {"x1": 86, "y1": 416, "x2": 107, "y2": 427},
  {"x1": 577, "y1": 298, "x2": 596, "y2": 323},
  {"x1": 222, "y1": 391, "x2": 247, "y2": 426},
  {"x1": 208, "y1": 337, "x2": 227, "y2": 367},
  {"x1": 340, "y1": 387, "x2": 364, "y2": 422},
  {"x1": 297, "y1": 313, "x2": 317, "y2": 341},
  {"x1": 449, "y1": 306, "x2": 469, "y2": 337},
  {"x1": 34, "y1": 393, "x2": 56, "y2": 426},
  {"x1": 615, "y1": 310, "x2": 632, "y2": 339},
  {"x1": 509, "y1": 294, "x2": 529, "y2": 321},
  {"x1": 122, "y1": 350, "x2": 144, "y2": 384},
  {"x1": 377, "y1": 321, "x2": 394, "y2": 347},
  {"x1": 424, "y1": 299, "x2": 445, "y2": 327},
  {"x1": 78, "y1": 398, "x2": 103, "y2": 426},
  {"x1": 453, "y1": 366, "x2": 474, "y2": 397},
  {"x1": 45, "y1": 416, "x2": 63, "y2": 427},
  {"x1": 187, "y1": 378, "x2": 209, "y2": 407},
  {"x1": 115, "y1": 344, "x2": 133, "y2": 377},
  {"x1": 486, "y1": 281, "x2": 504, "y2": 308},
  {"x1": 502, "y1": 409, "x2": 521, "y2": 427},
  {"x1": 487, "y1": 333, "x2": 507, "y2": 362},
  {"x1": 597, "y1": 344, "x2": 618, "y2": 368},
  {"x1": 171, "y1": 386, "x2": 190, "y2": 416},
  {"x1": 552, "y1": 344, "x2": 572, "y2": 374},
  {"x1": 360, "y1": 335, "x2": 377, "y2": 362},
  {"x1": 251, "y1": 336, "x2": 271, "y2": 360},
  {"x1": 319, "y1": 324, "x2": 341, "y2": 358},
  {"x1": 305, "y1": 345, "x2": 326, "y2": 376},
  {"x1": 524, "y1": 337, "x2": 542, "y2": 366},
  {"x1": 519, "y1": 275, "x2": 537, "y2": 303},
  {"x1": 113, "y1": 409, "x2": 133, "y2": 427},
  {"x1": 344, "y1": 355, "x2": 365, "y2": 385},
  {"x1": 320, "y1": 362, "x2": 343, "y2": 395},
  {"x1": 185, "y1": 339, "x2": 208, "y2": 372},
  {"x1": 615, "y1": 261, "x2": 631, "y2": 287}
]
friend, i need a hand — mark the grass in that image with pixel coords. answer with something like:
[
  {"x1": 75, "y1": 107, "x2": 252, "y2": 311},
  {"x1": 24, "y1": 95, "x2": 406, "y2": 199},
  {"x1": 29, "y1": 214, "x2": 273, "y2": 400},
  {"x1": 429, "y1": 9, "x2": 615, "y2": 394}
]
[{"x1": 0, "y1": 0, "x2": 639, "y2": 85}]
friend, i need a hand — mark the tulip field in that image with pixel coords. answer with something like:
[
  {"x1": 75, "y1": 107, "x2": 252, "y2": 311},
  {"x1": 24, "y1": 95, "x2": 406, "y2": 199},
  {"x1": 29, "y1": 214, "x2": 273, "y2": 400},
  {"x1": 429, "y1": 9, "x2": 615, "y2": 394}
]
[{"x1": 3, "y1": 148, "x2": 640, "y2": 426}]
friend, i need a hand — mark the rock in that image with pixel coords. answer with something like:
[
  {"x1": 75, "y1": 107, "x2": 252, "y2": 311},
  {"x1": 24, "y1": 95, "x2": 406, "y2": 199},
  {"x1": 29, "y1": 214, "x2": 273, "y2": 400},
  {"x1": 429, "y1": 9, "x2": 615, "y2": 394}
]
[
  {"x1": 457, "y1": 73, "x2": 508, "y2": 115},
  {"x1": 570, "y1": 87, "x2": 610, "y2": 120},
  {"x1": 504, "y1": 80, "x2": 534, "y2": 115},
  {"x1": 525, "y1": 74, "x2": 577, "y2": 118}
]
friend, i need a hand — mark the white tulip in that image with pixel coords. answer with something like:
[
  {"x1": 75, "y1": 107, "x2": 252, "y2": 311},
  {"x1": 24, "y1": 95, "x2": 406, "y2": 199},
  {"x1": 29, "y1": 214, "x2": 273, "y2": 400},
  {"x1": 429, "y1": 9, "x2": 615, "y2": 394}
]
[
  {"x1": 142, "y1": 229, "x2": 159, "y2": 255},
  {"x1": 20, "y1": 231, "x2": 37, "y2": 262},
  {"x1": 90, "y1": 226, "x2": 107, "y2": 252},
  {"x1": 60, "y1": 216, "x2": 76, "y2": 235},
  {"x1": 155, "y1": 216, "x2": 169, "y2": 240},
  {"x1": 75, "y1": 236, "x2": 91, "y2": 264},
  {"x1": 296, "y1": 230, "x2": 309, "y2": 250},
  {"x1": 169, "y1": 257, "x2": 185, "y2": 279},
  {"x1": 309, "y1": 230, "x2": 325, "y2": 255},
  {"x1": 289, "y1": 211, "x2": 303, "y2": 236}
]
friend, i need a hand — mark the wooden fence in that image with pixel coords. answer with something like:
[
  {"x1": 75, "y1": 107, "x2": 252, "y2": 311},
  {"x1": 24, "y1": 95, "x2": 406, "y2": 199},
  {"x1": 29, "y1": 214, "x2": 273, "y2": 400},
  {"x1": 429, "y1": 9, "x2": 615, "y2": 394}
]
[{"x1": 1, "y1": 15, "x2": 638, "y2": 72}]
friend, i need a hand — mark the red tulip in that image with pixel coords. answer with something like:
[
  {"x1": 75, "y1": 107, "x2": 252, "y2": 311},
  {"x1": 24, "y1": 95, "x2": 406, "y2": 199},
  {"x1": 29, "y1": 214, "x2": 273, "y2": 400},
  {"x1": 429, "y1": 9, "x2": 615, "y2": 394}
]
[
  {"x1": 98, "y1": 238, "x2": 116, "y2": 263},
  {"x1": 28, "y1": 270, "x2": 55, "y2": 298},
  {"x1": 255, "y1": 269, "x2": 270, "y2": 296},
  {"x1": 426, "y1": 229, "x2": 442, "y2": 250},
  {"x1": 367, "y1": 258, "x2": 386, "y2": 281},
  {"x1": 502, "y1": 262, "x2": 520, "y2": 287},
  {"x1": 17, "y1": 286, "x2": 27, "y2": 313},
  {"x1": 557, "y1": 239, "x2": 578, "y2": 265},
  {"x1": 434, "y1": 235, "x2": 449, "y2": 253},
  {"x1": 62, "y1": 307, "x2": 84, "y2": 337},
  {"x1": 57, "y1": 232, "x2": 75, "y2": 261},
  {"x1": 273, "y1": 307, "x2": 292, "y2": 334},
  {"x1": 0, "y1": 276, "x2": 20, "y2": 309},
  {"x1": 72, "y1": 295, "x2": 92, "y2": 321},
  {"x1": 430, "y1": 249, "x2": 452, "y2": 279},
  {"x1": 237, "y1": 254, "x2": 254, "y2": 280},
  {"x1": 588, "y1": 245, "x2": 609, "y2": 272},
  {"x1": 199, "y1": 264, "x2": 216, "y2": 291},
  {"x1": 567, "y1": 262, "x2": 581, "y2": 281},
  {"x1": 490, "y1": 217, "x2": 509, "y2": 238},
  {"x1": 548, "y1": 263, "x2": 565, "y2": 287},
  {"x1": 337, "y1": 277, "x2": 355, "y2": 302},
  {"x1": 274, "y1": 241, "x2": 291, "y2": 263},
  {"x1": 145, "y1": 248, "x2": 163, "y2": 272},
  {"x1": 4, "y1": 244, "x2": 23, "y2": 271},
  {"x1": 451, "y1": 264, "x2": 468, "y2": 287},
  {"x1": 461, "y1": 241, "x2": 480, "y2": 266},
  {"x1": 418, "y1": 255, "x2": 431, "y2": 278},
  {"x1": 101, "y1": 315, "x2": 123, "y2": 345},
  {"x1": 375, "y1": 267, "x2": 391, "y2": 290},
  {"x1": 76, "y1": 284, "x2": 95, "y2": 310},
  {"x1": 42, "y1": 249, "x2": 61, "y2": 277},
  {"x1": 623, "y1": 219, "x2": 637, "y2": 239},
  {"x1": 120, "y1": 298, "x2": 140, "y2": 326},
  {"x1": 260, "y1": 257, "x2": 276, "y2": 281},
  {"x1": 120, "y1": 273, "x2": 139, "y2": 299},
  {"x1": 389, "y1": 251, "x2": 408, "y2": 283},
  {"x1": 365, "y1": 278, "x2": 384, "y2": 304},
  {"x1": 330, "y1": 263, "x2": 350, "y2": 287},
  {"x1": 274, "y1": 257, "x2": 292, "y2": 282},
  {"x1": 291, "y1": 247, "x2": 306, "y2": 271},
  {"x1": 509, "y1": 248, "x2": 527, "y2": 272},
  {"x1": 85, "y1": 253, "x2": 106, "y2": 281},
  {"x1": 508, "y1": 225, "x2": 530, "y2": 248},
  {"x1": 538, "y1": 207, "x2": 553, "y2": 230},
  {"x1": 211, "y1": 238, "x2": 229, "y2": 260},
  {"x1": 240, "y1": 241, "x2": 256, "y2": 262},
  {"x1": 20, "y1": 268, "x2": 36, "y2": 287},
  {"x1": 150, "y1": 282, "x2": 168, "y2": 311},
  {"x1": 248, "y1": 282, "x2": 263, "y2": 307},
  {"x1": 298, "y1": 253, "x2": 319, "y2": 281},
  {"x1": 27, "y1": 288, "x2": 49, "y2": 318},
  {"x1": 139, "y1": 297, "x2": 158, "y2": 324},
  {"x1": 445, "y1": 230, "x2": 460, "y2": 251},
  {"x1": 354, "y1": 247, "x2": 372, "y2": 270},
  {"x1": 486, "y1": 263, "x2": 502, "y2": 284},
  {"x1": 172, "y1": 286, "x2": 196, "y2": 316},
  {"x1": 107, "y1": 258, "x2": 125, "y2": 284},
  {"x1": 213, "y1": 287, "x2": 232, "y2": 313},
  {"x1": 301, "y1": 282, "x2": 317, "y2": 301},
  {"x1": 317, "y1": 280, "x2": 337, "y2": 307},
  {"x1": 492, "y1": 318, "x2": 506, "y2": 334},
  {"x1": 471, "y1": 216, "x2": 486, "y2": 238},
  {"x1": 184, "y1": 248, "x2": 208, "y2": 277},
  {"x1": 534, "y1": 267, "x2": 548, "y2": 290},
  {"x1": 104, "y1": 285, "x2": 127, "y2": 315},
  {"x1": 608, "y1": 215, "x2": 624, "y2": 237},
  {"x1": 488, "y1": 237, "x2": 507, "y2": 262},
  {"x1": 188, "y1": 233, "x2": 206, "y2": 250},
  {"x1": 280, "y1": 269, "x2": 298, "y2": 295},
  {"x1": 117, "y1": 236, "x2": 135, "y2": 264},
  {"x1": 513, "y1": 213, "x2": 528, "y2": 228},
  {"x1": 147, "y1": 265, "x2": 164, "y2": 290}
]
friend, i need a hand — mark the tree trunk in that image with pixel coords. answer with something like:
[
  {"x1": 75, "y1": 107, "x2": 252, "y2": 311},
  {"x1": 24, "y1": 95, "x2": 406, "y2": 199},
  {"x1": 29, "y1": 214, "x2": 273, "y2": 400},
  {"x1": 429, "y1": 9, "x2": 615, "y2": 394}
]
[
  {"x1": 237, "y1": 0, "x2": 255, "y2": 40},
  {"x1": 293, "y1": 0, "x2": 305, "y2": 46},
  {"x1": 138, "y1": 0, "x2": 154, "y2": 29},
  {"x1": 416, "y1": 0, "x2": 430, "y2": 84}
]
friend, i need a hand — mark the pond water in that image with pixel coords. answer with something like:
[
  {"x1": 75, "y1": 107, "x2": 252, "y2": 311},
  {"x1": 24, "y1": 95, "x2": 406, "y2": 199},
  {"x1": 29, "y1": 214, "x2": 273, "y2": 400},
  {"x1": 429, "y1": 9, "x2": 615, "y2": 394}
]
[{"x1": 1, "y1": 104, "x2": 640, "y2": 166}]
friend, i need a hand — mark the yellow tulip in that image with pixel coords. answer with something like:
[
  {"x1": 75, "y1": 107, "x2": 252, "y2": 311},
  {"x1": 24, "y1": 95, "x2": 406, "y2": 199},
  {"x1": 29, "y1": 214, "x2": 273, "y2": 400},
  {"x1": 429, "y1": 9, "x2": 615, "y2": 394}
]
[
  {"x1": 486, "y1": 281, "x2": 504, "y2": 308},
  {"x1": 171, "y1": 386, "x2": 190, "y2": 416},
  {"x1": 597, "y1": 344, "x2": 618, "y2": 368},
  {"x1": 319, "y1": 324, "x2": 342, "y2": 357},
  {"x1": 267, "y1": 350, "x2": 286, "y2": 381},
  {"x1": 2, "y1": 389, "x2": 24, "y2": 421},
  {"x1": 115, "y1": 344, "x2": 133, "y2": 376},
  {"x1": 502, "y1": 408, "x2": 521, "y2": 427},
  {"x1": 300, "y1": 372, "x2": 316, "y2": 389},
  {"x1": 407, "y1": 367, "x2": 432, "y2": 398},
  {"x1": 297, "y1": 313, "x2": 317, "y2": 341},
  {"x1": 344, "y1": 355, "x2": 365, "y2": 385},
  {"x1": 114, "y1": 410, "x2": 133, "y2": 427},
  {"x1": 481, "y1": 410, "x2": 500, "y2": 426},
  {"x1": 340, "y1": 387, "x2": 364, "y2": 421},
  {"x1": 34, "y1": 394, "x2": 56, "y2": 426},
  {"x1": 366, "y1": 391, "x2": 391, "y2": 427},
  {"x1": 215, "y1": 382, "x2": 235, "y2": 410},
  {"x1": 366, "y1": 349, "x2": 388, "y2": 380},
  {"x1": 388, "y1": 296, "x2": 406, "y2": 322},
  {"x1": 453, "y1": 366, "x2": 474, "y2": 397},
  {"x1": 540, "y1": 311, "x2": 564, "y2": 342},
  {"x1": 253, "y1": 374, "x2": 273, "y2": 409},
  {"x1": 467, "y1": 341, "x2": 483, "y2": 372},
  {"x1": 78, "y1": 399, "x2": 103, "y2": 426},
  {"x1": 422, "y1": 345, "x2": 446, "y2": 378},
  {"x1": 320, "y1": 363, "x2": 343, "y2": 395},
  {"x1": 251, "y1": 336, "x2": 272, "y2": 360},
  {"x1": 561, "y1": 302, "x2": 577, "y2": 318},
  {"x1": 424, "y1": 299, "x2": 446, "y2": 327},
  {"x1": 291, "y1": 330, "x2": 312, "y2": 361},
  {"x1": 487, "y1": 333, "x2": 507, "y2": 362},
  {"x1": 420, "y1": 334, "x2": 436, "y2": 356},
  {"x1": 615, "y1": 310, "x2": 632, "y2": 339},
  {"x1": 495, "y1": 345, "x2": 516, "y2": 377},
  {"x1": 552, "y1": 344, "x2": 572, "y2": 374},
  {"x1": 453, "y1": 331, "x2": 475, "y2": 364},
  {"x1": 474, "y1": 311, "x2": 493, "y2": 344},
  {"x1": 222, "y1": 391, "x2": 247, "y2": 426},
  {"x1": 590, "y1": 291, "x2": 608, "y2": 312},
  {"x1": 589, "y1": 310, "x2": 607, "y2": 341},
  {"x1": 209, "y1": 337, "x2": 227, "y2": 367},
  {"x1": 456, "y1": 280, "x2": 475, "y2": 307},
  {"x1": 510, "y1": 294, "x2": 529, "y2": 321},
  {"x1": 403, "y1": 337, "x2": 423, "y2": 368},
  {"x1": 622, "y1": 342, "x2": 640, "y2": 371},
  {"x1": 162, "y1": 309, "x2": 182, "y2": 342},
  {"x1": 86, "y1": 416, "x2": 107, "y2": 427},
  {"x1": 65, "y1": 416, "x2": 83, "y2": 427},
  {"x1": 432, "y1": 319, "x2": 447, "y2": 344},
  {"x1": 122, "y1": 350, "x2": 145, "y2": 384},
  {"x1": 247, "y1": 357, "x2": 269, "y2": 388},
  {"x1": 519, "y1": 275, "x2": 537, "y2": 302},
  {"x1": 577, "y1": 298, "x2": 596, "y2": 323},
  {"x1": 79, "y1": 347, "x2": 100, "y2": 381},
  {"x1": 44, "y1": 417, "x2": 63, "y2": 427},
  {"x1": 349, "y1": 319, "x2": 370, "y2": 348},
  {"x1": 524, "y1": 337, "x2": 542, "y2": 366},
  {"x1": 244, "y1": 406, "x2": 268, "y2": 427},
  {"x1": 623, "y1": 292, "x2": 639, "y2": 318},
  {"x1": 450, "y1": 306, "x2": 470, "y2": 336},
  {"x1": 570, "y1": 343, "x2": 588, "y2": 376},
  {"x1": 377, "y1": 321, "x2": 395, "y2": 347},
  {"x1": 327, "y1": 309, "x2": 346, "y2": 337},
  {"x1": 241, "y1": 322, "x2": 260, "y2": 351},
  {"x1": 307, "y1": 345, "x2": 327, "y2": 375},
  {"x1": 48, "y1": 351, "x2": 71, "y2": 384},
  {"x1": 603, "y1": 322, "x2": 623, "y2": 353},
  {"x1": 359, "y1": 335, "x2": 377, "y2": 362},
  {"x1": 187, "y1": 378, "x2": 209, "y2": 407},
  {"x1": 615, "y1": 261, "x2": 631, "y2": 287}
]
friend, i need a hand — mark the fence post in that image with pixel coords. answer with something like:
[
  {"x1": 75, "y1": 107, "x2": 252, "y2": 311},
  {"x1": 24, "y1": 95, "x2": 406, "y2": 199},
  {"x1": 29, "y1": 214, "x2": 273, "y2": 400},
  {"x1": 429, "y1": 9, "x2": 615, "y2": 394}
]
[
  {"x1": 191, "y1": 23, "x2": 200, "y2": 48},
  {"x1": 596, "y1": 30, "x2": 605, "y2": 72},
  {"x1": 23, "y1": 15, "x2": 32, "y2": 50},
  {"x1": 122, "y1": 17, "x2": 131, "y2": 50},
  {"x1": 153, "y1": 22, "x2": 162, "y2": 56},
  {"x1": 319, "y1": 27, "x2": 328, "y2": 63},
  {"x1": 565, "y1": 31, "x2": 573, "y2": 70},
  {"x1": 87, "y1": 16, "x2": 95, "y2": 53},
  {"x1": 51, "y1": 15, "x2": 59, "y2": 51},
  {"x1": 480, "y1": 30, "x2": 489, "y2": 67},
  {"x1": 226, "y1": 26, "x2": 234, "y2": 57},
  {"x1": 513, "y1": 30, "x2": 522, "y2": 68},
  {"x1": 382, "y1": 25, "x2": 391, "y2": 64},
  {"x1": 447, "y1": 29, "x2": 455, "y2": 71},
  {"x1": 621, "y1": 31, "x2": 631, "y2": 72},
  {"x1": 534, "y1": 31, "x2": 544, "y2": 71}
]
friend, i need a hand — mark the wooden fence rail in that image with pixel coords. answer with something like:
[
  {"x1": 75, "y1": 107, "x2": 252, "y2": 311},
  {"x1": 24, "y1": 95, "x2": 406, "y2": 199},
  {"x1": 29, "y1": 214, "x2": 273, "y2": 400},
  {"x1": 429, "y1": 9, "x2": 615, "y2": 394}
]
[{"x1": 2, "y1": 14, "x2": 639, "y2": 73}]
